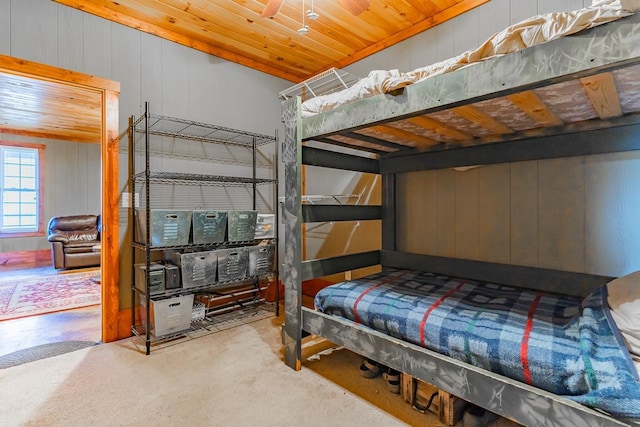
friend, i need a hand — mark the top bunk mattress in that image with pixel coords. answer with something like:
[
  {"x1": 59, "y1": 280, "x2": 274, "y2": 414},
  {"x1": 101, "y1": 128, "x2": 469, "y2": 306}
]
[
  {"x1": 313, "y1": 268, "x2": 640, "y2": 420},
  {"x1": 301, "y1": 0, "x2": 640, "y2": 117}
]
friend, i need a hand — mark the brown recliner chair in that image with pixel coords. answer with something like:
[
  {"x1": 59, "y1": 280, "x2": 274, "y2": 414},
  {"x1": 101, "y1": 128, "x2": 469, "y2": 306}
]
[{"x1": 47, "y1": 214, "x2": 101, "y2": 269}]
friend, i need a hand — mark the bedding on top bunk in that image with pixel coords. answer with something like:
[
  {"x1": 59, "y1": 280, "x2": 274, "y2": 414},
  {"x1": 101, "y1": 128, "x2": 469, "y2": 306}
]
[
  {"x1": 313, "y1": 268, "x2": 640, "y2": 419},
  {"x1": 301, "y1": 0, "x2": 640, "y2": 117}
]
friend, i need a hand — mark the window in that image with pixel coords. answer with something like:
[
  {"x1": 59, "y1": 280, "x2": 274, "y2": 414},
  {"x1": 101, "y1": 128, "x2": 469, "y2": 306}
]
[{"x1": 0, "y1": 142, "x2": 45, "y2": 237}]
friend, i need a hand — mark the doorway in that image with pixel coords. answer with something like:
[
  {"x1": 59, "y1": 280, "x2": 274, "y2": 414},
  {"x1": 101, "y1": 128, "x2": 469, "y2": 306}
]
[{"x1": 0, "y1": 54, "x2": 120, "y2": 348}]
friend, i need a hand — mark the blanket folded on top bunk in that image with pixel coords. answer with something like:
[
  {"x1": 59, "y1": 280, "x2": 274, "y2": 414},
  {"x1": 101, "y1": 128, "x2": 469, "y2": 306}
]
[
  {"x1": 301, "y1": 0, "x2": 639, "y2": 117},
  {"x1": 314, "y1": 268, "x2": 640, "y2": 419}
]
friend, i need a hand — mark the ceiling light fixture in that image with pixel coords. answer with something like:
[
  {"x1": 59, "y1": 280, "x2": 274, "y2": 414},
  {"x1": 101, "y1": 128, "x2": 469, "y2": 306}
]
[
  {"x1": 298, "y1": 0, "x2": 309, "y2": 35},
  {"x1": 307, "y1": 0, "x2": 319, "y2": 19}
]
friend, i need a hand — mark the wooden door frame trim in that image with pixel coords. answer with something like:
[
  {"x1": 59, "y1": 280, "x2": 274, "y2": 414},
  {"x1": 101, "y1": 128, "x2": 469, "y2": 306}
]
[{"x1": 0, "y1": 53, "x2": 121, "y2": 343}]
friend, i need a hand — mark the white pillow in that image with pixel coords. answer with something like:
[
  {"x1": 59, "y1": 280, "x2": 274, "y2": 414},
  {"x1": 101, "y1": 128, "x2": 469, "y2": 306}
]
[{"x1": 607, "y1": 271, "x2": 640, "y2": 360}]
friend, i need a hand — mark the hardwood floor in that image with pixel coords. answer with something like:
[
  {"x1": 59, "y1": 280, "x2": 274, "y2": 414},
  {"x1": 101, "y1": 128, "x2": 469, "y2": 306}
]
[{"x1": 0, "y1": 263, "x2": 102, "y2": 357}]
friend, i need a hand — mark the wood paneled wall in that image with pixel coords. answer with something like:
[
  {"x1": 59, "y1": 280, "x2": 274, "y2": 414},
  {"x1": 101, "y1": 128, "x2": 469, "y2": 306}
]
[{"x1": 396, "y1": 149, "x2": 640, "y2": 279}]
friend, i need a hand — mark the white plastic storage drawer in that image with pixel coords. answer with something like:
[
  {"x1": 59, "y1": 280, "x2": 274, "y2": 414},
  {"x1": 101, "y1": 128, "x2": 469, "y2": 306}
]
[
  {"x1": 254, "y1": 214, "x2": 275, "y2": 239},
  {"x1": 140, "y1": 294, "x2": 194, "y2": 337}
]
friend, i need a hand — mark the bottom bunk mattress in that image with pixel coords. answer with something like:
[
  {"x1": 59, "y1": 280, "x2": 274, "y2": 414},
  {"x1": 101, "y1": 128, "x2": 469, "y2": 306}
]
[{"x1": 313, "y1": 268, "x2": 640, "y2": 420}]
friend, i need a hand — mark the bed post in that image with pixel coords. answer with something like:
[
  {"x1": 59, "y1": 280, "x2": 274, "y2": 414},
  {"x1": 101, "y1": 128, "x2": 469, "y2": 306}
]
[
  {"x1": 281, "y1": 97, "x2": 304, "y2": 370},
  {"x1": 382, "y1": 173, "x2": 396, "y2": 255}
]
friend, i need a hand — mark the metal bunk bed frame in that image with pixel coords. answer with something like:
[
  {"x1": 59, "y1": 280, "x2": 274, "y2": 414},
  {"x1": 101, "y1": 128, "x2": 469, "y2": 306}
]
[{"x1": 281, "y1": 12, "x2": 640, "y2": 427}]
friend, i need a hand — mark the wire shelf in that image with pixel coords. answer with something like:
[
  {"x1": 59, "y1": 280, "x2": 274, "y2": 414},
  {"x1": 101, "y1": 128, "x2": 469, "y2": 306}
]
[
  {"x1": 133, "y1": 171, "x2": 276, "y2": 186},
  {"x1": 135, "y1": 114, "x2": 276, "y2": 147},
  {"x1": 279, "y1": 67, "x2": 360, "y2": 100}
]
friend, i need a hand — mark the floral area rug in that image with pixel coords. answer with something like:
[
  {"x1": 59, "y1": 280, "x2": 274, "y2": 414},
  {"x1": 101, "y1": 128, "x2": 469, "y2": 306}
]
[{"x1": 0, "y1": 271, "x2": 100, "y2": 321}]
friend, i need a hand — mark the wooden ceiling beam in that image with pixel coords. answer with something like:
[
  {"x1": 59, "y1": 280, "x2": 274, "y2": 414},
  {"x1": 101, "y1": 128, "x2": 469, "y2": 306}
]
[{"x1": 0, "y1": 126, "x2": 101, "y2": 144}]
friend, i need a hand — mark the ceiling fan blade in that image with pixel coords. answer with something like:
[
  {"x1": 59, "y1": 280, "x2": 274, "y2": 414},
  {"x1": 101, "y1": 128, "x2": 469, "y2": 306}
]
[
  {"x1": 261, "y1": 0, "x2": 285, "y2": 18},
  {"x1": 337, "y1": 0, "x2": 370, "y2": 15}
]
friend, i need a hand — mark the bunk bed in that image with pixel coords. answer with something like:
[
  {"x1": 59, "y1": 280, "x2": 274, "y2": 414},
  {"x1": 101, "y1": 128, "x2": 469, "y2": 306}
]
[{"x1": 281, "y1": 3, "x2": 640, "y2": 426}]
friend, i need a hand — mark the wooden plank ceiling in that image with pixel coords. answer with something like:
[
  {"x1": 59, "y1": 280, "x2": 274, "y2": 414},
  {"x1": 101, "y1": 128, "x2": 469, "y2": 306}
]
[
  {"x1": 52, "y1": 0, "x2": 490, "y2": 82},
  {"x1": 0, "y1": 71, "x2": 102, "y2": 144}
]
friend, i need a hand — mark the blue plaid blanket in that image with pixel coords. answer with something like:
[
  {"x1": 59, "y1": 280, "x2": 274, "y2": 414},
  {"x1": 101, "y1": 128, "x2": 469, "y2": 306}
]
[{"x1": 314, "y1": 268, "x2": 640, "y2": 419}]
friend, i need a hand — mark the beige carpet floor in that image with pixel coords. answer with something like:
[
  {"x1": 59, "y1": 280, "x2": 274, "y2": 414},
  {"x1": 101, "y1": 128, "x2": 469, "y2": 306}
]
[{"x1": 0, "y1": 314, "x2": 444, "y2": 427}]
